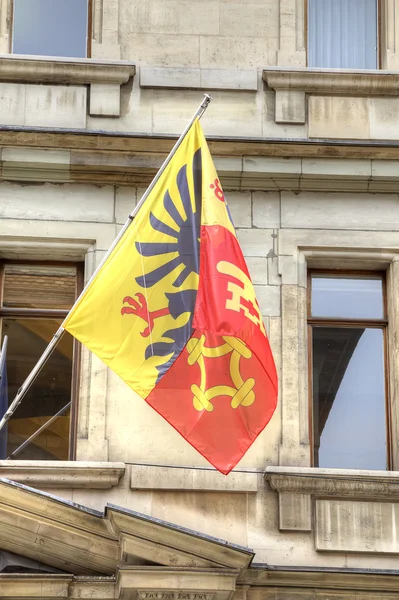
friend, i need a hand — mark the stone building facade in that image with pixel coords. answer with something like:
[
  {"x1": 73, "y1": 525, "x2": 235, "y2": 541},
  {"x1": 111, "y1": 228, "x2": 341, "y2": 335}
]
[{"x1": 1, "y1": 0, "x2": 399, "y2": 598}]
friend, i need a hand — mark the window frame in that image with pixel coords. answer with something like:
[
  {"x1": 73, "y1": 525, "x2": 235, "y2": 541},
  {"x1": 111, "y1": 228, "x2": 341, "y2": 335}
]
[
  {"x1": 305, "y1": 0, "x2": 383, "y2": 69},
  {"x1": 0, "y1": 259, "x2": 84, "y2": 460},
  {"x1": 307, "y1": 268, "x2": 391, "y2": 470},
  {"x1": 10, "y1": 0, "x2": 93, "y2": 58}
]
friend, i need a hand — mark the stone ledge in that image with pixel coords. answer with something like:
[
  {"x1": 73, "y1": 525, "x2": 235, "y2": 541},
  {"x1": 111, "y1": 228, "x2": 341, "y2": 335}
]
[
  {"x1": 263, "y1": 67, "x2": 399, "y2": 125},
  {"x1": 130, "y1": 465, "x2": 258, "y2": 492},
  {"x1": 263, "y1": 66, "x2": 399, "y2": 95},
  {"x1": 0, "y1": 54, "x2": 135, "y2": 85},
  {"x1": 0, "y1": 55, "x2": 135, "y2": 118},
  {"x1": 265, "y1": 465, "x2": 399, "y2": 499},
  {"x1": 140, "y1": 67, "x2": 258, "y2": 91},
  {"x1": 0, "y1": 460, "x2": 125, "y2": 489}
]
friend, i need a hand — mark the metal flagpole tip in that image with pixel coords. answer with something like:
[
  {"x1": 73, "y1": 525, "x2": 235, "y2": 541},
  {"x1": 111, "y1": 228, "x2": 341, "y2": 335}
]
[{"x1": 202, "y1": 93, "x2": 213, "y2": 107}]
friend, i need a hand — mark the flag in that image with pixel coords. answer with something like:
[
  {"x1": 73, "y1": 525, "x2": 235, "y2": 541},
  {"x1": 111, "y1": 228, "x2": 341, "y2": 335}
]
[
  {"x1": 0, "y1": 336, "x2": 8, "y2": 459},
  {"x1": 64, "y1": 119, "x2": 278, "y2": 474}
]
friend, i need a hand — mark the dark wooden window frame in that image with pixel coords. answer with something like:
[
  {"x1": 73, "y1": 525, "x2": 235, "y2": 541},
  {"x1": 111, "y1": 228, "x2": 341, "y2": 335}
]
[
  {"x1": 305, "y1": 0, "x2": 383, "y2": 69},
  {"x1": 307, "y1": 269, "x2": 391, "y2": 469},
  {"x1": 0, "y1": 259, "x2": 84, "y2": 460},
  {"x1": 10, "y1": 0, "x2": 93, "y2": 57}
]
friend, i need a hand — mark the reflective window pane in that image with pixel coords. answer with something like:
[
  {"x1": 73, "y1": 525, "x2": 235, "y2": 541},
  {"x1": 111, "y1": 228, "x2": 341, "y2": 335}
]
[
  {"x1": 12, "y1": 0, "x2": 88, "y2": 58},
  {"x1": 311, "y1": 276, "x2": 384, "y2": 319},
  {"x1": 3, "y1": 265, "x2": 76, "y2": 310},
  {"x1": 3, "y1": 318, "x2": 73, "y2": 460},
  {"x1": 312, "y1": 327, "x2": 386, "y2": 470}
]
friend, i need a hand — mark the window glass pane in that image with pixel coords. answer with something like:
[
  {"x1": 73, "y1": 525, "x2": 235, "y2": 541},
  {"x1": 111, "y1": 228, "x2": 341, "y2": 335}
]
[
  {"x1": 12, "y1": 0, "x2": 88, "y2": 58},
  {"x1": 312, "y1": 327, "x2": 386, "y2": 470},
  {"x1": 311, "y1": 276, "x2": 383, "y2": 319},
  {"x1": 3, "y1": 265, "x2": 76, "y2": 310},
  {"x1": 308, "y1": 0, "x2": 377, "y2": 69},
  {"x1": 3, "y1": 318, "x2": 73, "y2": 460}
]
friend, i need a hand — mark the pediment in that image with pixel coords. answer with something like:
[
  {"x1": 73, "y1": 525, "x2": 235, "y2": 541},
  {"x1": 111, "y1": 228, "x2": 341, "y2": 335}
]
[{"x1": 0, "y1": 477, "x2": 252, "y2": 599}]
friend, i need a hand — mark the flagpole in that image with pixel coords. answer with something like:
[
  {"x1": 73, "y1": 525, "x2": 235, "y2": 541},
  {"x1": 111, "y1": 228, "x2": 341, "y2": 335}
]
[{"x1": 0, "y1": 94, "x2": 212, "y2": 437}]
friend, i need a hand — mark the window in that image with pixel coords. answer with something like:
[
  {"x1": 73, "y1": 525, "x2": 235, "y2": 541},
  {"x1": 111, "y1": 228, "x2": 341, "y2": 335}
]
[
  {"x1": 309, "y1": 272, "x2": 389, "y2": 470},
  {"x1": 0, "y1": 262, "x2": 82, "y2": 460},
  {"x1": 12, "y1": 0, "x2": 90, "y2": 58},
  {"x1": 307, "y1": 0, "x2": 378, "y2": 69}
]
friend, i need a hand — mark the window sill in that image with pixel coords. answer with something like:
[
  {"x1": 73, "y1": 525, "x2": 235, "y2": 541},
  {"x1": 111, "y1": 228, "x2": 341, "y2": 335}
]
[
  {"x1": 266, "y1": 465, "x2": 399, "y2": 499},
  {"x1": 262, "y1": 66, "x2": 399, "y2": 125},
  {"x1": 0, "y1": 54, "x2": 135, "y2": 117},
  {"x1": 0, "y1": 460, "x2": 125, "y2": 489}
]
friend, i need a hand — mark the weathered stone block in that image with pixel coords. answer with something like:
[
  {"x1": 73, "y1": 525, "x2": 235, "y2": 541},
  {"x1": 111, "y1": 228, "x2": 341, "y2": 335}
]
[
  {"x1": 219, "y1": 2, "x2": 278, "y2": 38},
  {"x1": 252, "y1": 192, "x2": 280, "y2": 228},
  {"x1": 254, "y1": 284, "x2": 281, "y2": 317},
  {"x1": 316, "y1": 499, "x2": 399, "y2": 553},
  {"x1": 178, "y1": 2, "x2": 219, "y2": 35},
  {"x1": 369, "y1": 97, "x2": 399, "y2": 140},
  {"x1": 25, "y1": 84, "x2": 87, "y2": 128},
  {"x1": 200, "y1": 35, "x2": 271, "y2": 68},
  {"x1": 115, "y1": 187, "x2": 137, "y2": 224},
  {"x1": 308, "y1": 96, "x2": 370, "y2": 139},
  {"x1": 0, "y1": 83, "x2": 25, "y2": 126},
  {"x1": 237, "y1": 229, "x2": 275, "y2": 257},
  {"x1": 279, "y1": 491, "x2": 311, "y2": 531},
  {"x1": 275, "y1": 89, "x2": 305, "y2": 124},
  {"x1": 0, "y1": 182, "x2": 114, "y2": 223},
  {"x1": 226, "y1": 191, "x2": 251, "y2": 227},
  {"x1": 123, "y1": 34, "x2": 200, "y2": 67},
  {"x1": 281, "y1": 191, "x2": 399, "y2": 231},
  {"x1": 245, "y1": 257, "x2": 268, "y2": 285},
  {"x1": 90, "y1": 83, "x2": 120, "y2": 117}
]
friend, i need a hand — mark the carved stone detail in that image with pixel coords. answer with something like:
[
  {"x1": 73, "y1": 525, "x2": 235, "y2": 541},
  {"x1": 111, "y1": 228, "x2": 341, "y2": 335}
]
[{"x1": 266, "y1": 466, "x2": 399, "y2": 499}]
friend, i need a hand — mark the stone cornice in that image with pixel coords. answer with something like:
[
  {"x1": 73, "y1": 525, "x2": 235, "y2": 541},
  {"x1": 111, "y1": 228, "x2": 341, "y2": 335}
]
[
  {"x1": 3, "y1": 144, "x2": 399, "y2": 192},
  {"x1": 265, "y1": 466, "x2": 399, "y2": 499},
  {"x1": 0, "y1": 460, "x2": 125, "y2": 489},
  {"x1": 2, "y1": 128, "x2": 399, "y2": 160},
  {"x1": 0, "y1": 54, "x2": 135, "y2": 85},
  {"x1": 242, "y1": 567, "x2": 399, "y2": 593},
  {"x1": 263, "y1": 66, "x2": 399, "y2": 95}
]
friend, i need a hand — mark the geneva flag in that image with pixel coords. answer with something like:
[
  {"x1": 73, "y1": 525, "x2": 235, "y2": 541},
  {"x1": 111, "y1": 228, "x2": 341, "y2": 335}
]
[{"x1": 64, "y1": 120, "x2": 278, "y2": 474}]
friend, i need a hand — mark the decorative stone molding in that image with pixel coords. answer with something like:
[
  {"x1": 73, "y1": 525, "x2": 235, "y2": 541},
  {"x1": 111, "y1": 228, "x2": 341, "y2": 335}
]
[
  {"x1": 0, "y1": 460, "x2": 125, "y2": 489},
  {"x1": 263, "y1": 67, "x2": 399, "y2": 124},
  {"x1": 0, "y1": 55, "x2": 135, "y2": 117},
  {"x1": 266, "y1": 466, "x2": 399, "y2": 499},
  {"x1": 5, "y1": 145, "x2": 399, "y2": 193}
]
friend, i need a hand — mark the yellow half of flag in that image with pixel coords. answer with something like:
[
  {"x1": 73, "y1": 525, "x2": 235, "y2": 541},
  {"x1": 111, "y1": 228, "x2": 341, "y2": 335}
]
[{"x1": 64, "y1": 120, "x2": 209, "y2": 399}]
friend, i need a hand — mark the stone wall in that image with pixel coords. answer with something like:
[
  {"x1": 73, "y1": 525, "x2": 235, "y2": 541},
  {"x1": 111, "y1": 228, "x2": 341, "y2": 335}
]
[{"x1": 3, "y1": 177, "x2": 399, "y2": 570}]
